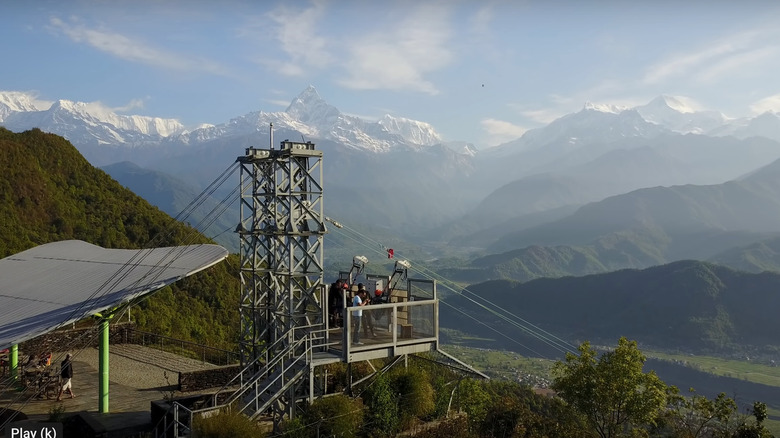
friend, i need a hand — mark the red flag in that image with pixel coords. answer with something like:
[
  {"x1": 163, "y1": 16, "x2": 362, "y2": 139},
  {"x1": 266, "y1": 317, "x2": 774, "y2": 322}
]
[{"x1": 387, "y1": 248, "x2": 394, "y2": 259}]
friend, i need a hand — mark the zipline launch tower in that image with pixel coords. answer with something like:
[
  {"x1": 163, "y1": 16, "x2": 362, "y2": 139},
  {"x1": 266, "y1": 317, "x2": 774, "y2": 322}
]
[
  {"x1": 220, "y1": 138, "x2": 475, "y2": 431},
  {"x1": 236, "y1": 140, "x2": 326, "y2": 368}
]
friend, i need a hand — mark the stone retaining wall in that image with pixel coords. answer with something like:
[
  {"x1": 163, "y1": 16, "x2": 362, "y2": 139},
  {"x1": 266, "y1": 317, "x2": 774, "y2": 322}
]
[
  {"x1": 178, "y1": 364, "x2": 242, "y2": 392},
  {"x1": 18, "y1": 323, "x2": 134, "y2": 358}
]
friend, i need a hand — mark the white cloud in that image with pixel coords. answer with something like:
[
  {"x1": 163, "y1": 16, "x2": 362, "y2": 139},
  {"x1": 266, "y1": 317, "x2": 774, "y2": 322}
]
[
  {"x1": 111, "y1": 98, "x2": 145, "y2": 112},
  {"x1": 266, "y1": 99, "x2": 292, "y2": 107},
  {"x1": 470, "y1": 4, "x2": 494, "y2": 35},
  {"x1": 261, "y1": 0, "x2": 332, "y2": 77},
  {"x1": 337, "y1": 4, "x2": 453, "y2": 94},
  {"x1": 519, "y1": 108, "x2": 565, "y2": 125},
  {"x1": 750, "y1": 94, "x2": 780, "y2": 114},
  {"x1": 48, "y1": 17, "x2": 229, "y2": 76},
  {"x1": 642, "y1": 28, "x2": 778, "y2": 86},
  {"x1": 481, "y1": 118, "x2": 527, "y2": 146},
  {"x1": 643, "y1": 43, "x2": 733, "y2": 85},
  {"x1": 695, "y1": 46, "x2": 779, "y2": 84}
]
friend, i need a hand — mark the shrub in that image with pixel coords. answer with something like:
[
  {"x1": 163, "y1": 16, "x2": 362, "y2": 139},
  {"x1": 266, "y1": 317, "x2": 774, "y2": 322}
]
[
  {"x1": 303, "y1": 394, "x2": 364, "y2": 438},
  {"x1": 192, "y1": 410, "x2": 264, "y2": 438}
]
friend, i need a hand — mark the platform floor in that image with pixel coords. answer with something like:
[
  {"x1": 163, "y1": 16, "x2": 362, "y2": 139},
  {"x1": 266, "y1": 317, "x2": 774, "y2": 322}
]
[{"x1": 0, "y1": 345, "x2": 221, "y2": 435}]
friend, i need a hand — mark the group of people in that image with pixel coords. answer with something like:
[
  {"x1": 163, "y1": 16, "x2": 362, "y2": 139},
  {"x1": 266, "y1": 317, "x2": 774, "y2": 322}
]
[
  {"x1": 18, "y1": 351, "x2": 75, "y2": 401},
  {"x1": 328, "y1": 279, "x2": 387, "y2": 345}
]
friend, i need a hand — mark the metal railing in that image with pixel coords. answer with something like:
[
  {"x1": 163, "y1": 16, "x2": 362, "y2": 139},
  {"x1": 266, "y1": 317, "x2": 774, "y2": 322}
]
[
  {"x1": 343, "y1": 299, "x2": 438, "y2": 353},
  {"x1": 122, "y1": 327, "x2": 240, "y2": 367},
  {"x1": 152, "y1": 326, "x2": 338, "y2": 437}
]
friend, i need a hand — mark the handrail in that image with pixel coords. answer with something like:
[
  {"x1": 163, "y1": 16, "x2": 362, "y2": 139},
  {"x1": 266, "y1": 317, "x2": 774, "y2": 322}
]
[
  {"x1": 152, "y1": 400, "x2": 194, "y2": 438},
  {"x1": 223, "y1": 334, "x2": 309, "y2": 408},
  {"x1": 236, "y1": 343, "x2": 310, "y2": 418},
  {"x1": 207, "y1": 324, "x2": 330, "y2": 408},
  {"x1": 207, "y1": 325, "x2": 298, "y2": 405},
  {"x1": 123, "y1": 327, "x2": 240, "y2": 366},
  {"x1": 194, "y1": 328, "x2": 329, "y2": 421}
]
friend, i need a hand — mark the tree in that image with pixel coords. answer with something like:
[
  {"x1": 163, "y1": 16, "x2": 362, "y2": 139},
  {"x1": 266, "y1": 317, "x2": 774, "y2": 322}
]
[
  {"x1": 455, "y1": 378, "x2": 491, "y2": 434},
  {"x1": 364, "y1": 372, "x2": 400, "y2": 436},
  {"x1": 662, "y1": 388, "x2": 738, "y2": 438},
  {"x1": 551, "y1": 337, "x2": 668, "y2": 438},
  {"x1": 733, "y1": 401, "x2": 774, "y2": 438}
]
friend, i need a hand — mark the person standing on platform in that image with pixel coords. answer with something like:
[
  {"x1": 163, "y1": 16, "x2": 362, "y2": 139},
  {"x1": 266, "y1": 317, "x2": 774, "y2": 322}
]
[
  {"x1": 358, "y1": 284, "x2": 377, "y2": 338},
  {"x1": 56, "y1": 353, "x2": 75, "y2": 401},
  {"x1": 352, "y1": 286, "x2": 369, "y2": 345},
  {"x1": 328, "y1": 279, "x2": 345, "y2": 327}
]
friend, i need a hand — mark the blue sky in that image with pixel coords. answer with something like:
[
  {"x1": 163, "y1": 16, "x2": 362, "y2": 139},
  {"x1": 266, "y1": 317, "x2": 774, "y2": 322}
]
[{"x1": 2, "y1": 0, "x2": 780, "y2": 147}]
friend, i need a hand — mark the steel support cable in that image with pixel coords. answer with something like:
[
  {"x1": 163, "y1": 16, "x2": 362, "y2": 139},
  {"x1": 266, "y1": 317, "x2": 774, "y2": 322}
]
[
  {"x1": 324, "y1": 226, "x2": 563, "y2": 352},
  {"x1": 332, "y1": 221, "x2": 577, "y2": 354},
  {"x1": 322, "y1": 227, "x2": 554, "y2": 358},
  {"x1": 327, "y1": 220, "x2": 577, "y2": 355},
  {"x1": 167, "y1": 161, "x2": 240, "y2": 227},
  {"x1": 0, "y1": 162, "x2": 241, "y2": 424},
  {"x1": 329, "y1": 222, "x2": 575, "y2": 353}
]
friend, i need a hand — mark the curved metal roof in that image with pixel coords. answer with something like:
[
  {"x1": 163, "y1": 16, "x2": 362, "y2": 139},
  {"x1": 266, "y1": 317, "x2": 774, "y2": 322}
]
[{"x1": 0, "y1": 240, "x2": 229, "y2": 349}]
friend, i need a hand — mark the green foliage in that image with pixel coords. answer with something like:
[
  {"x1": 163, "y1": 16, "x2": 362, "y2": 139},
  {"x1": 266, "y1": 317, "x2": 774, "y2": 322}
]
[
  {"x1": 192, "y1": 409, "x2": 264, "y2": 438},
  {"x1": 302, "y1": 394, "x2": 363, "y2": 438},
  {"x1": 453, "y1": 378, "x2": 589, "y2": 438},
  {"x1": 411, "y1": 415, "x2": 471, "y2": 438},
  {"x1": 47, "y1": 404, "x2": 66, "y2": 423},
  {"x1": 552, "y1": 338, "x2": 669, "y2": 438},
  {"x1": 390, "y1": 366, "x2": 436, "y2": 427},
  {"x1": 660, "y1": 388, "x2": 739, "y2": 438},
  {"x1": 0, "y1": 127, "x2": 240, "y2": 350},
  {"x1": 454, "y1": 378, "x2": 491, "y2": 433},
  {"x1": 364, "y1": 372, "x2": 400, "y2": 436},
  {"x1": 431, "y1": 374, "x2": 453, "y2": 419},
  {"x1": 734, "y1": 402, "x2": 774, "y2": 438},
  {"x1": 278, "y1": 416, "x2": 309, "y2": 438}
]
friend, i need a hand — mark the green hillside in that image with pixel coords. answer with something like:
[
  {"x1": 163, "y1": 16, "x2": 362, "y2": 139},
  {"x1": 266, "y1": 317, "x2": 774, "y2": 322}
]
[
  {"x1": 443, "y1": 259, "x2": 780, "y2": 355},
  {"x1": 100, "y1": 161, "x2": 238, "y2": 253},
  {"x1": 0, "y1": 127, "x2": 240, "y2": 349},
  {"x1": 491, "y1": 170, "x2": 780, "y2": 257},
  {"x1": 444, "y1": 159, "x2": 780, "y2": 283},
  {"x1": 709, "y1": 237, "x2": 780, "y2": 273}
]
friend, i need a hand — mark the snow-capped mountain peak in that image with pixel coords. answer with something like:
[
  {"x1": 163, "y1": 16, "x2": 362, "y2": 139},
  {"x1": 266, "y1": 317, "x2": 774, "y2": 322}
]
[
  {"x1": 582, "y1": 101, "x2": 628, "y2": 114},
  {"x1": 173, "y1": 86, "x2": 444, "y2": 153},
  {"x1": 284, "y1": 85, "x2": 340, "y2": 126},
  {"x1": 275, "y1": 86, "x2": 442, "y2": 150},
  {"x1": 378, "y1": 114, "x2": 441, "y2": 146},
  {"x1": 0, "y1": 91, "x2": 47, "y2": 121},
  {"x1": 636, "y1": 95, "x2": 726, "y2": 134},
  {"x1": 1, "y1": 94, "x2": 186, "y2": 145},
  {"x1": 647, "y1": 94, "x2": 698, "y2": 114}
]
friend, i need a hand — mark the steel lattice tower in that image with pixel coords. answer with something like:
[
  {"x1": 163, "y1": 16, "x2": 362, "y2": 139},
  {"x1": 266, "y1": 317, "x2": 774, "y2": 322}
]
[{"x1": 236, "y1": 141, "x2": 326, "y2": 368}]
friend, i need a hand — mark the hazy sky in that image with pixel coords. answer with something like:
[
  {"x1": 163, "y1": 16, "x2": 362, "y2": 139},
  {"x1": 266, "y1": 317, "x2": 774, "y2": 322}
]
[{"x1": 3, "y1": 0, "x2": 780, "y2": 147}]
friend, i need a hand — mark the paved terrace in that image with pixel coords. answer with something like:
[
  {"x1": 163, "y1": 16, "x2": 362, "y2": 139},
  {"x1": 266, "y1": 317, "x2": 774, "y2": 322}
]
[{"x1": 0, "y1": 344, "x2": 222, "y2": 434}]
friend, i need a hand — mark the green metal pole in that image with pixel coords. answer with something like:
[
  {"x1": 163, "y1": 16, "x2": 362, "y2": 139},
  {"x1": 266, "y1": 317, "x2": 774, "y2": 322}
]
[
  {"x1": 99, "y1": 318, "x2": 109, "y2": 413},
  {"x1": 10, "y1": 344, "x2": 18, "y2": 381}
]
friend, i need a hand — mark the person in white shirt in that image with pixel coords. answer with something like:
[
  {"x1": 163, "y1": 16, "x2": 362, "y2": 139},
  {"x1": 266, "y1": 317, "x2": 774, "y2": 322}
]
[{"x1": 352, "y1": 286, "x2": 368, "y2": 345}]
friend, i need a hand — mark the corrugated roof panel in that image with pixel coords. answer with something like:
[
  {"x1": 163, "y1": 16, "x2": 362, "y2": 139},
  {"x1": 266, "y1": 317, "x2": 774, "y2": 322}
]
[{"x1": 0, "y1": 240, "x2": 229, "y2": 349}]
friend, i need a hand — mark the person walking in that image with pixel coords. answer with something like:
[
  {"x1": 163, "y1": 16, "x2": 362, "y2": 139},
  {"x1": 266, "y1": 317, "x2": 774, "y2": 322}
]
[{"x1": 56, "y1": 353, "x2": 75, "y2": 401}]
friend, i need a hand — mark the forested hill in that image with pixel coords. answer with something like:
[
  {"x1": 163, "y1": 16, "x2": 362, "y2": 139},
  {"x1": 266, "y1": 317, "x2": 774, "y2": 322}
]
[
  {"x1": 0, "y1": 127, "x2": 240, "y2": 348},
  {"x1": 444, "y1": 259, "x2": 780, "y2": 355}
]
